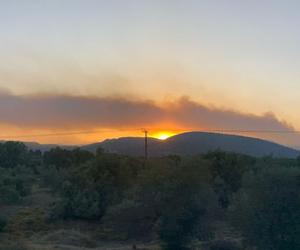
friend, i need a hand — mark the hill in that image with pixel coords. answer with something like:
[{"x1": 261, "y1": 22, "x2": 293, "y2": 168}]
[
  {"x1": 23, "y1": 142, "x2": 75, "y2": 152},
  {"x1": 82, "y1": 132, "x2": 300, "y2": 158},
  {"x1": 83, "y1": 137, "x2": 161, "y2": 155}
]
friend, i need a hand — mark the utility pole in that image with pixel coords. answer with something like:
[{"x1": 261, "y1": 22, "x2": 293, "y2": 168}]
[{"x1": 142, "y1": 129, "x2": 148, "y2": 159}]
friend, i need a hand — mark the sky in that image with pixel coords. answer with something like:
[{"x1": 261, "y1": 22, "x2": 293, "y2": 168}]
[{"x1": 1, "y1": 0, "x2": 300, "y2": 146}]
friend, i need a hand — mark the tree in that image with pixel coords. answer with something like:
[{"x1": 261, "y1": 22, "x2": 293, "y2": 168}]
[
  {"x1": 231, "y1": 167, "x2": 300, "y2": 250},
  {"x1": 158, "y1": 160, "x2": 216, "y2": 250},
  {"x1": 0, "y1": 141, "x2": 28, "y2": 168},
  {"x1": 135, "y1": 157, "x2": 216, "y2": 249},
  {"x1": 205, "y1": 151, "x2": 253, "y2": 208},
  {"x1": 43, "y1": 147, "x2": 93, "y2": 169},
  {"x1": 43, "y1": 147, "x2": 73, "y2": 169}
]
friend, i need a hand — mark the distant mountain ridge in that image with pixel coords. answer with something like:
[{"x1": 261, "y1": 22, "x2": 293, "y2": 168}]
[
  {"x1": 2, "y1": 132, "x2": 299, "y2": 158},
  {"x1": 0, "y1": 140, "x2": 75, "y2": 152},
  {"x1": 81, "y1": 132, "x2": 300, "y2": 158},
  {"x1": 24, "y1": 142, "x2": 75, "y2": 152},
  {"x1": 83, "y1": 137, "x2": 161, "y2": 155}
]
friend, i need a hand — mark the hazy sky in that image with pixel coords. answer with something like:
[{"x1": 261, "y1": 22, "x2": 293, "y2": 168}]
[{"x1": 1, "y1": 0, "x2": 300, "y2": 145}]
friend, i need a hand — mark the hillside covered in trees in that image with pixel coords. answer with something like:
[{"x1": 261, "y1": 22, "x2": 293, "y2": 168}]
[
  {"x1": 82, "y1": 132, "x2": 300, "y2": 158},
  {"x1": 0, "y1": 141, "x2": 300, "y2": 250}
]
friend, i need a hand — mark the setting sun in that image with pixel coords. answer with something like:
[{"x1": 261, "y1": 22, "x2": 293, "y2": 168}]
[{"x1": 152, "y1": 131, "x2": 176, "y2": 140}]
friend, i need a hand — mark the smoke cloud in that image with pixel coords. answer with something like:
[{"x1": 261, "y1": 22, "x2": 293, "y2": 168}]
[{"x1": 0, "y1": 92, "x2": 298, "y2": 146}]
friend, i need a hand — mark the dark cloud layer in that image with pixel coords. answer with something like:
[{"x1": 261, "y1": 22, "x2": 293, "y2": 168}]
[
  {"x1": 170, "y1": 98, "x2": 294, "y2": 131},
  {"x1": 0, "y1": 93, "x2": 294, "y2": 133},
  {"x1": 0, "y1": 93, "x2": 164, "y2": 128}
]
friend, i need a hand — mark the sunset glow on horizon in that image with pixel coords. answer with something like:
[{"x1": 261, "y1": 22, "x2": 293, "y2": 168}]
[
  {"x1": 1, "y1": 1, "x2": 300, "y2": 148},
  {"x1": 151, "y1": 131, "x2": 177, "y2": 140}
]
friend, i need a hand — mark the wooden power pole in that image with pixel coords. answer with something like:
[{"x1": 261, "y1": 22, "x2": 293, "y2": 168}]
[{"x1": 142, "y1": 129, "x2": 148, "y2": 159}]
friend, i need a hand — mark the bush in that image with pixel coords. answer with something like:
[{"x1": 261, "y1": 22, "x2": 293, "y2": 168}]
[
  {"x1": 149, "y1": 158, "x2": 216, "y2": 250},
  {"x1": 102, "y1": 199, "x2": 157, "y2": 240},
  {"x1": 0, "y1": 217, "x2": 7, "y2": 232},
  {"x1": 0, "y1": 187, "x2": 20, "y2": 205},
  {"x1": 209, "y1": 240, "x2": 242, "y2": 250},
  {"x1": 231, "y1": 167, "x2": 300, "y2": 250},
  {"x1": 53, "y1": 183, "x2": 102, "y2": 220},
  {"x1": 15, "y1": 178, "x2": 31, "y2": 197},
  {"x1": 205, "y1": 151, "x2": 253, "y2": 208},
  {"x1": 0, "y1": 141, "x2": 28, "y2": 169}
]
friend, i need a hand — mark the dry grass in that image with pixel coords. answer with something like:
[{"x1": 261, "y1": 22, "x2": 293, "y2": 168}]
[{"x1": 26, "y1": 228, "x2": 160, "y2": 250}]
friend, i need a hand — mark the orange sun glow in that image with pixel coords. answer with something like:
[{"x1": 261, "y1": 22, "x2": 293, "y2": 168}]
[{"x1": 152, "y1": 131, "x2": 176, "y2": 140}]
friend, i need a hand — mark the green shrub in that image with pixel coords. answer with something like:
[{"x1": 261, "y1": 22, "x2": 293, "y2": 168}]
[
  {"x1": 0, "y1": 187, "x2": 20, "y2": 205},
  {"x1": 231, "y1": 167, "x2": 300, "y2": 250},
  {"x1": 52, "y1": 181, "x2": 102, "y2": 219},
  {"x1": 102, "y1": 199, "x2": 157, "y2": 240},
  {"x1": 138, "y1": 157, "x2": 216, "y2": 250},
  {"x1": 0, "y1": 217, "x2": 7, "y2": 232},
  {"x1": 209, "y1": 240, "x2": 242, "y2": 250},
  {"x1": 15, "y1": 178, "x2": 30, "y2": 197}
]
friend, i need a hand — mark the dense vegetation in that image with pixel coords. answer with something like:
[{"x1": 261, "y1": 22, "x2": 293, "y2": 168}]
[{"x1": 0, "y1": 141, "x2": 300, "y2": 249}]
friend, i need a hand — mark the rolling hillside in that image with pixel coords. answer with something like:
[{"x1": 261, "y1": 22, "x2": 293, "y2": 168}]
[{"x1": 82, "y1": 132, "x2": 300, "y2": 158}]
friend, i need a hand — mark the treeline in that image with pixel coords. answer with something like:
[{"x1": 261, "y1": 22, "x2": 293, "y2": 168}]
[{"x1": 0, "y1": 141, "x2": 300, "y2": 250}]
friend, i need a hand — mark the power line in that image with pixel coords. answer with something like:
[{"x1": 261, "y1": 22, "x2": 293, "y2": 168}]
[
  {"x1": 204, "y1": 129, "x2": 300, "y2": 134},
  {"x1": 0, "y1": 128, "x2": 143, "y2": 139},
  {"x1": 0, "y1": 128, "x2": 300, "y2": 139}
]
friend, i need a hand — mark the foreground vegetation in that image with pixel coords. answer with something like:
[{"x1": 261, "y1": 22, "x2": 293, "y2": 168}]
[{"x1": 0, "y1": 141, "x2": 300, "y2": 249}]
